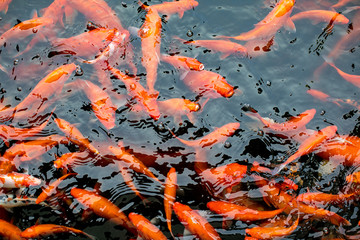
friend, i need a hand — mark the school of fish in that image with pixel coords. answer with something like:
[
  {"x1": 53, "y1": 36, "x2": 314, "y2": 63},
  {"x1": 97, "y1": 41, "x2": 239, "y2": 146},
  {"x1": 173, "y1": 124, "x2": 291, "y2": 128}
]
[{"x1": 0, "y1": 0, "x2": 359, "y2": 239}]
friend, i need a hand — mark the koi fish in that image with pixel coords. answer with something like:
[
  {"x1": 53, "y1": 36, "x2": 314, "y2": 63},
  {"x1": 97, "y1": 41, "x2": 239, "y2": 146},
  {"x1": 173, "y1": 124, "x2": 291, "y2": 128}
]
[
  {"x1": 109, "y1": 67, "x2": 161, "y2": 121},
  {"x1": 70, "y1": 188, "x2": 137, "y2": 235},
  {"x1": 291, "y1": 10, "x2": 349, "y2": 25},
  {"x1": 217, "y1": 0, "x2": 295, "y2": 41},
  {"x1": 144, "y1": 0, "x2": 199, "y2": 19},
  {"x1": 0, "y1": 194, "x2": 49, "y2": 210},
  {"x1": 128, "y1": 212, "x2": 167, "y2": 240},
  {"x1": 158, "y1": 98, "x2": 200, "y2": 124},
  {"x1": 70, "y1": 79, "x2": 117, "y2": 129},
  {"x1": 207, "y1": 201, "x2": 284, "y2": 221},
  {"x1": 307, "y1": 89, "x2": 342, "y2": 106},
  {"x1": 182, "y1": 70, "x2": 235, "y2": 98},
  {"x1": 21, "y1": 224, "x2": 95, "y2": 239},
  {"x1": 160, "y1": 54, "x2": 204, "y2": 71},
  {"x1": 164, "y1": 167, "x2": 177, "y2": 238},
  {"x1": 327, "y1": 61, "x2": 360, "y2": 89},
  {"x1": 138, "y1": 3, "x2": 162, "y2": 94},
  {"x1": 54, "y1": 118, "x2": 99, "y2": 154},
  {"x1": 332, "y1": 0, "x2": 356, "y2": 8},
  {"x1": 245, "y1": 108, "x2": 316, "y2": 135},
  {"x1": 0, "y1": 172, "x2": 41, "y2": 188},
  {"x1": 53, "y1": 151, "x2": 92, "y2": 170},
  {"x1": 0, "y1": 0, "x2": 11, "y2": 14},
  {"x1": 273, "y1": 125, "x2": 338, "y2": 174},
  {"x1": 173, "y1": 202, "x2": 221, "y2": 240},
  {"x1": 36, "y1": 173, "x2": 77, "y2": 204},
  {"x1": 175, "y1": 37, "x2": 248, "y2": 59},
  {"x1": 0, "y1": 219, "x2": 22, "y2": 240},
  {"x1": 296, "y1": 191, "x2": 355, "y2": 205},
  {"x1": 170, "y1": 122, "x2": 240, "y2": 148},
  {"x1": 245, "y1": 217, "x2": 299, "y2": 239}
]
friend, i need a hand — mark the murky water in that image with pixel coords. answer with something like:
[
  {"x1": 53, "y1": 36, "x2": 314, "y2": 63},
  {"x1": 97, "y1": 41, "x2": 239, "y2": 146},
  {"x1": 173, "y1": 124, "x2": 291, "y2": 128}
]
[{"x1": 0, "y1": 0, "x2": 360, "y2": 239}]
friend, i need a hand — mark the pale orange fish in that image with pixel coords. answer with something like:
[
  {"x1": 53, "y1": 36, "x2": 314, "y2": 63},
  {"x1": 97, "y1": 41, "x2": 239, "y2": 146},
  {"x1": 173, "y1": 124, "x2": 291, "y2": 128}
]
[
  {"x1": 170, "y1": 122, "x2": 240, "y2": 148},
  {"x1": 21, "y1": 224, "x2": 94, "y2": 239},
  {"x1": 54, "y1": 118, "x2": 99, "y2": 154},
  {"x1": 175, "y1": 37, "x2": 248, "y2": 59},
  {"x1": 291, "y1": 10, "x2": 349, "y2": 25},
  {"x1": 70, "y1": 188, "x2": 137, "y2": 235},
  {"x1": 36, "y1": 173, "x2": 77, "y2": 204},
  {"x1": 0, "y1": 0, "x2": 11, "y2": 13},
  {"x1": 71, "y1": 79, "x2": 117, "y2": 129},
  {"x1": 217, "y1": 0, "x2": 295, "y2": 41},
  {"x1": 128, "y1": 212, "x2": 167, "y2": 240},
  {"x1": 332, "y1": 0, "x2": 356, "y2": 8},
  {"x1": 173, "y1": 202, "x2": 221, "y2": 240},
  {"x1": 273, "y1": 125, "x2": 338, "y2": 174},
  {"x1": 0, "y1": 219, "x2": 22, "y2": 240},
  {"x1": 296, "y1": 191, "x2": 355, "y2": 205},
  {"x1": 145, "y1": 0, "x2": 199, "y2": 19},
  {"x1": 327, "y1": 61, "x2": 360, "y2": 88},
  {"x1": 307, "y1": 89, "x2": 342, "y2": 107},
  {"x1": 158, "y1": 98, "x2": 200, "y2": 124},
  {"x1": 160, "y1": 54, "x2": 204, "y2": 71},
  {"x1": 183, "y1": 70, "x2": 236, "y2": 98},
  {"x1": 109, "y1": 67, "x2": 161, "y2": 121},
  {"x1": 53, "y1": 151, "x2": 92, "y2": 170},
  {"x1": 207, "y1": 201, "x2": 284, "y2": 221},
  {"x1": 138, "y1": 3, "x2": 162, "y2": 94},
  {"x1": 245, "y1": 217, "x2": 299, "y2": 239},
  {"x1": 0, "y1": 172, "x2": 41, "y2": 188},
  {"x1": 164, "y1": 167, "x2": 177, "y2": 238}
]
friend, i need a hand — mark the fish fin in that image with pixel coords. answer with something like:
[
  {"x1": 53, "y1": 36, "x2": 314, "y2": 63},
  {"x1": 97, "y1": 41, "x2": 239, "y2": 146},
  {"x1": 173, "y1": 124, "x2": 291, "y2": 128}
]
[
  {"x1": 220, "y1": 52, "x2": 231, "y2": 59},
  {"x1": 178, "y1": 11, "x2": 184, "y2": 19},
  {"x1": 128, "y1": 26, "x2": 140, "y2": 37},
  {"x1": 186, "y1": 113, "x2": 196, "y2": 125},
  {"x1": 64, "y1": 5, "x2": 77, "y2": 26},
  {"x1": 179, "y1": 71, "x2": 189, "y2": 80},
  {"x1": 284, "y1": 18, "x2": 296, "y2": 32},
  {"x1": 4, "y1": 5, "x2": 8, "y2": 14},
  {"x1": 31, "y1": 10, "x2": 38, "y2": 19}
]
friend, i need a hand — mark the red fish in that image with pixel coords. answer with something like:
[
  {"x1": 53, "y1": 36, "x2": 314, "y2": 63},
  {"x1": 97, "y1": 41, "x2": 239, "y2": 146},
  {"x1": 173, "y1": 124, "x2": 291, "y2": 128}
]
[
  {"x1": 217, "y1": 0, "x2": 295, "y2": 41},
  {"x1": 21, "y1": 224, "x2": 94, "y2": 239},
  {"x1": 138, "y1": 3, "x2": 162, "y2": 94},
  {"x1": 109, "y1": 67, "x2": 161, "y2": 120},
  {"x1": 273, "y1": 125, "x2": 338, "y2": 174},
  {"x1": 176, "y1": 37, "x2": 248, "y2": 59},
  {"x1": 207, "y1": 201, "x2": 284, "y2": 221},
  {"x1": 0, "y1": 172, "x2": 41, "y2": 188},
  {"x1": 245, "y1": 217, "x2": 299, "y2": 239},
  {"x1": 173, "y1": 202, "x2": 221, "y2": 240},
  {"x1": 161, "y1": 54, "x2": 204, "y2": 71},
  {"x1": 158, "y1": 98, "x2": 200, "y2": 124},
  {"x1": 183, "y1": 70, "x2": 235, "y2": 98},
  {"x1": 128, "y1": 212, "x2": 167, "y2": 240},
  {"x1": 36, "y1": 173, "x2": 77, "y2": 204},
  {"x1": 291, "y1": 10, "x2": 349, "y2": 25},
  {"x1": 0, "y1": 219, "x2": 22, "y2": 240},
  {"x1": 164, "y1": 167, "x2": 177, "y2": 237},
  {"x1": 70, "y1": 188, "x2": 137, "y2": 235},
  {"x1": 145, "y1": 0, "x2": 199, "y2": 19}
]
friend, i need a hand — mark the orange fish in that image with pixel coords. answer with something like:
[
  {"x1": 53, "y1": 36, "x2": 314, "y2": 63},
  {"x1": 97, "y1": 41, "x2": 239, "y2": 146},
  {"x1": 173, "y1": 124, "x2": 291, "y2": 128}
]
[
  {"x1": 273, "y1": 125, "x2": 338, "y2": 174},
  {"x1": 138, "y1": 3, "x2": 162, "y2": 94},
  {"x1": 176, "y1": 37, "x2": 248, "y2": 59},
  {"x1": 128, "y1": 212, "x2": 167, "y2": 240},
  {"x1": 0, "y1": 219, "x2": 22, "y2": 240},
  {"x1": 161, "y1": 54, "x2": 204, "y2": 71},
  {"x1": 173, "y1": 202, "x2": 221, "y2": 240},
  {"x1": 158, "y1": 98, "x2": 200, "y2": 124},
  {"x1": 346, "y1": 172, "x2": 360, "y2": 183},
  {"x1": 21, "y1": 224, "x2": 94, "y2": 239},
  {"x1": 146, "y1": 0, "x2": 199, "y2": 19},
  {"x1": 109, "y1": 67, "x2": 161, "y2": 120},
  {"x1": 245, "y1": 217, "x2": 299, "y2": 239},
  {"x1": 54, "y1": 118, "x2": 99, "y2": 154},
  {"x1": 36, "y1": 173, "x2": 77, "y2": 204},
  {"x1": 307, "y1": 89, "x2": 342, "y2": 107},
  {"x1": 332, "y1": 0, "x2": 355, "y2": 8},
  {"x1": 291, "y1": 10, "x2": 349, "y2": 25},
  {"x1": 183, "y1": 70, "x2": 236, "y2": 98},
  {"x1": 70, "y1": 188, "x2": 137, "y2": 235},
  {"x1": 71, "y1": 79, "x2": 117, "y2": 129},
  {"x1": 164, "y1": 167, "x2": 177, "y2": 237},
  {"x1": 327, "y1": 61, "x2": 360, "y2": 88},
  {"x1": 170, "y1": 122, "x2": 240, "y2": 148},
  {"x1": 296, "y1": 191, "x2": 355, "y2": 206},
  {"x1": 217, "y1": 0, "x2": 295, "y2": 41},
  {"x1": 207, "y1": 201, "x2": 284, "y2": 221},
  {"x1": 53, "y1": 151, "x2": 92, "y2": 170},
  {"x1": 0, "y1": 172, "x2": 41, "y2": 188},
  {"x1": 0, "y1": 0, "x2": 11, "y2": 13}
]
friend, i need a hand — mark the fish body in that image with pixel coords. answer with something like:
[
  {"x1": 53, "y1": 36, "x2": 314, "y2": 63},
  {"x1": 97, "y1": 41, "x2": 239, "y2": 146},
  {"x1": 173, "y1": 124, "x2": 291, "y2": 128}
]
[
  {"x1": 0, "y1": 219, "x2": 22, "y2": 240},
  {"x1": 0, "y1": 194, "x2": 48, "y2": 209},
  {"x1": 296, "y1": 191, "x2": 355, "y2": 205},
  {"x1": 161, "y1": 54, "x2": 204, "y2": 71},
  {"x1": 148, "y1": 0, "x2": 199, "y2": 19},
  {"x1": 291, "y1": 10, "x2": 349, "y2": 25},
  {"x1": 183, "y1": 70, "x2": 235, "y2": 98},
  {"x1": 53, "y1": 151, "x2": 91, "y2": 170},
  {"x1": 173, "y1": 202, "x2": 221, "y2": 240},
  {"x1": 328, "y1": 62, "x2": 360, "y2": 88},
  {"x1": 21, "y1": 224, "x2": 94, "y2": 239},
  {"x1": 245, "y1": 217, "x2": 299, "y2": 239},
  {"x1": 109, "y1": 67, "x2": 160, "y2": 120},
  {"x1": 158, "y1": 98, "x2": 200, "y2": 124},
  {"x1": 164, "y1": 167, "x2": 177, "y2": 237},
  {"x1": 128, "y1": 212, "x2": 167, "y2": 240},
  {"x1": 70, "y1": 188, "x2": 137, "y2": 235},
  {"x1": 207, "y1": 201, "x2": 284, "y2": 221},
  {"x1": 0, "y1": 172, "x2": 41, "y2": 188}
]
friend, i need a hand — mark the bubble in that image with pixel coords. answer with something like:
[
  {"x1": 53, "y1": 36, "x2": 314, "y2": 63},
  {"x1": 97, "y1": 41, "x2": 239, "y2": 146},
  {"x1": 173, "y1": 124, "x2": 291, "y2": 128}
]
[
  {"x1": 13, "y1": 59, "x2": 19, "y2": 65},
  {"x1": 266, "y1": 81, "x2": 271, "y2": 86},
  {"x1": 320, "y1": 110, "x2": 326, "y2": 116},
  {"x1": 257, "y1": 130, "x2": 264, "y2": 136},
  {"x1": 224, "y1": 141, "x2": 231, "y2": 148},
  {"x1": 75, "y1": 66, "x2": 83, "y2": 76},
  {"x1": 130, "y1": 83, "x2": 136, "y2": 90},
  {"x1": 32, "y1": 28, "x2": 38, "y2": 33},
  {"x1": 186, "y1": 30, "x2": 193, "y2": 37},
  {"x1": 323, "y1": 227, "x2": 329, "y2": 235},
  {"x1": 157, "y1": 122, "x2": 165, "y2": 131},
  {"x1": 17, "y1": 87, "x2": 22, "y2": 91}
]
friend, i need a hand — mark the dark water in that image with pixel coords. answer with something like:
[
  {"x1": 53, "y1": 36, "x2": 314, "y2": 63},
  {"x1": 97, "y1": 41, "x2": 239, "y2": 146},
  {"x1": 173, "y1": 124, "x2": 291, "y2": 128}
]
[{"x1": 0, "y1": 0, "x2": 360, "y2": 239}]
